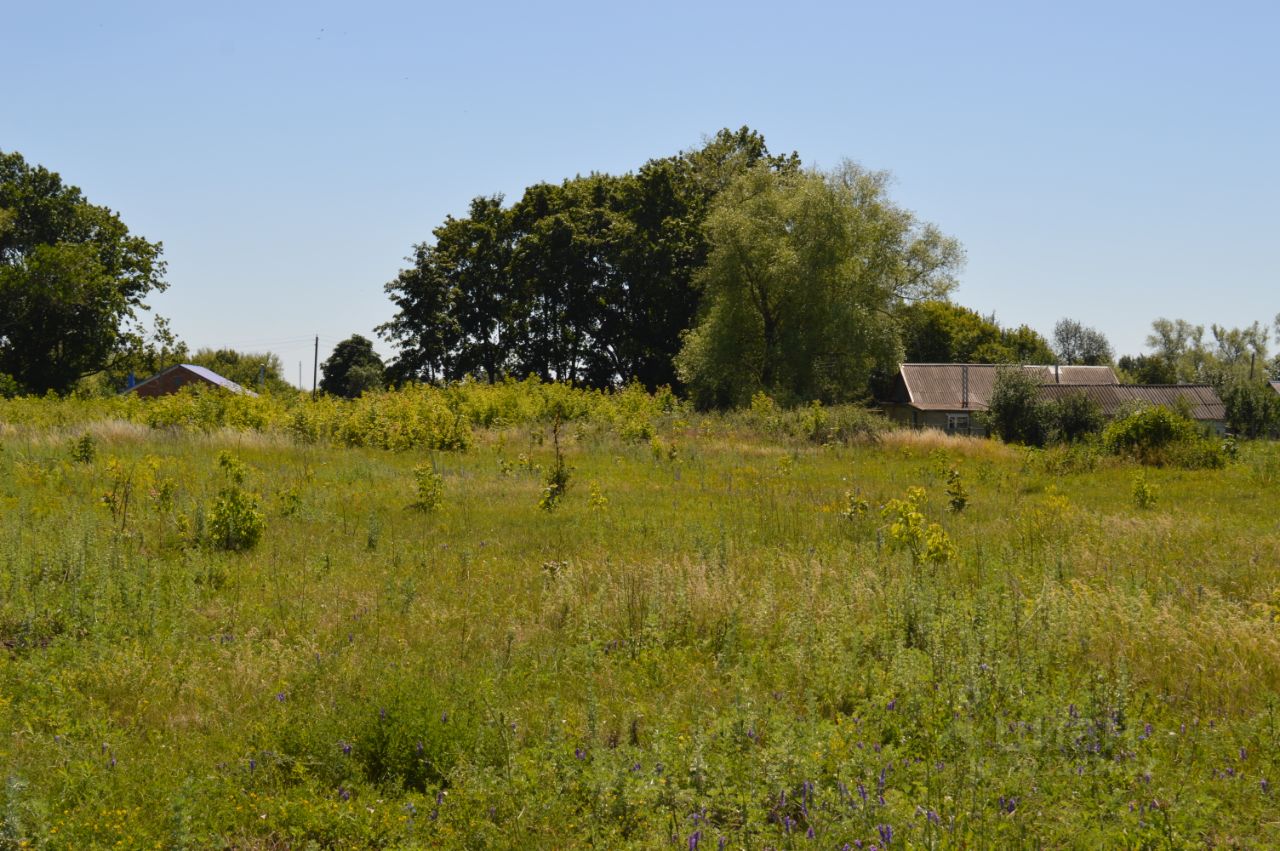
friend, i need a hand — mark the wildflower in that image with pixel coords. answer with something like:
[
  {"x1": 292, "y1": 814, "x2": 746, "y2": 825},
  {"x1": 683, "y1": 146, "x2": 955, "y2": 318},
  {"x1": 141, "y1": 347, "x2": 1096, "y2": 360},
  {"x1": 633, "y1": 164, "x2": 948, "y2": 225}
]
[
  {"x1": 275, "y1": 692, "x2": 286, "y2": 702},
  {"x1": 877, "y1": 823, "x2": 893, "y2": 845},
  {"x1": 380, "y1": 707, "x2": 387, "y2": 721},
  {"x1": 249, "y1": 759, "x2": 255, "y2": 772},
  {"x1": 337, "y1": 787, "x2": 351, "y2": 802},
  {"x1": 688, "y1": 831, "x2": 702, "y2": 850},
  {"x1": 1261, "y1": 779, "x2": 1270, "y2": 794},
  {"x1": 806, "y1": 825, "x2": 816, "y2": 839},
  {"x1": 340, "y1": 741, "x2": 352, "y2": 756},
  {"x1": 886, "y1": 700, "x2": 896, "y2": 711},
  {"x1": 574, "y1": 747, "x2": 586, "y2": 760},
  {"x1": 417, "y1": 741, "x2": 424, "y2": 754},
  {"x1": 718, "y1": 838, "x2": 727, "y2": 851},
  {"x1": 857, "y1": 783, "x2": 868, "y2": 804},
  {"x1": 1240, "y1": 747, "x2": 1247, "y2": 761}
]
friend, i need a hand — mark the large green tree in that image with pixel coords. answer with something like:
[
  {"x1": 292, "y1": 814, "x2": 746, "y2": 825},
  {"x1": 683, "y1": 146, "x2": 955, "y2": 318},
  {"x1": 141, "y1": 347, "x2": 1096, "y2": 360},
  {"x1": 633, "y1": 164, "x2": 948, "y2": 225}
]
[
  {"x1": 1053, "y1": 318, "x2": 1113, "y2": 365},
  {"x1": 897, "y1": 300, "x2": 1054, "y2": 364},
  {"x1": 676, "y1": 163, "x2": 962, "y2": 407},
  {"x1": 0, "y1": 151, "x2": 167, "y2": 394},
  {"x1": 320, "y1": 335, "x2": 386, "y2": 398},
  {"x1": 379, "y1": 128, "x2": 797, "y2": 389}
]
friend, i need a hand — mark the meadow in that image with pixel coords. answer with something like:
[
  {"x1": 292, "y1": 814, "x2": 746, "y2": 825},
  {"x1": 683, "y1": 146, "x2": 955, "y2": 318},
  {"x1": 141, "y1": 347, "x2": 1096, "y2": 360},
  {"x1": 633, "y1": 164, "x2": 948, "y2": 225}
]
[{"x1": 1, "y1": 383, "x2": 1278, "y2": 849}]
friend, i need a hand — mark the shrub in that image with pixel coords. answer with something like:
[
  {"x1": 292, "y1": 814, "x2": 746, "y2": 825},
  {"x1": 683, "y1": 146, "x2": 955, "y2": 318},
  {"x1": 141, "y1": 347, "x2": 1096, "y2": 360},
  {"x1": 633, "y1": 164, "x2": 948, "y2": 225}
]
[
  {"x1": 207, "y1": 451, "x2": 265, "y2": 551},
  {"x1": 1131, "y1": 472, "x2": 1157, "y2": 509},
  {"x1": 68, "y1": 433, "x2": 96, "y2": 464},
  {"x1": 1103, "y1": 404, "x2": 1198, "y2": 454},
  {"x1": 1048, "y1": 392, "x2": 1104, "y2": 443},
  {"x1": 1102, "y1": 404, "x2": 1226, "y2": 469},
  {"x1": 411, "y1": 464, "x2": 444, "y2": 512}
]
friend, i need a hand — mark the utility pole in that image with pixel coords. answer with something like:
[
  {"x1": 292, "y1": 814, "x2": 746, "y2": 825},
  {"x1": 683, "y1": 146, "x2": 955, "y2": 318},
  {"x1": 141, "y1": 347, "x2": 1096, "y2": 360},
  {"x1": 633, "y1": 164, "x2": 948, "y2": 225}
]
[{"x1": 312, "y1": 335, "x2": 319, "y2": 400}]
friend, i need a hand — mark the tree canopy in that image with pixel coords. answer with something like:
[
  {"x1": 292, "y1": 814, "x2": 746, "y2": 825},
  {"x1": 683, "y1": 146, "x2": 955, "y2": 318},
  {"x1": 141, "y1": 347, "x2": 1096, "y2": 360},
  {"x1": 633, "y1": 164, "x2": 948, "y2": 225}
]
[
  {"x1": 187, "y1": 348, "x2": 292, "y2": 394},
  {"x1": 0, "y1": 150, "x2": 167, "y2": 394},
  {"x1": 675, "y1": 163, "x2": 962, "y2": 407},
  {"x1": 379, "y1": 128, "x2": 798, "y2": 392},
  {"x1": 1052, "y1": 318, "x2": 1113, "y2": 366},
  {"x1": 898, "y1": 301, "x2": 1054, "y2": 365},
  {"x1": 320, "y1": 335, "x2": 386, "y2": 398}
]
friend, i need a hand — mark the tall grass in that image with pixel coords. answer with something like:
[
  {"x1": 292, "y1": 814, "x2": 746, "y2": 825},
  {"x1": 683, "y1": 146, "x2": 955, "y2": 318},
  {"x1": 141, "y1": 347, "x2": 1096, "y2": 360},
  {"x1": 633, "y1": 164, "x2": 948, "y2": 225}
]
[{"x1": 1, "y1": 383, "x2": 1278, "y2": 847}]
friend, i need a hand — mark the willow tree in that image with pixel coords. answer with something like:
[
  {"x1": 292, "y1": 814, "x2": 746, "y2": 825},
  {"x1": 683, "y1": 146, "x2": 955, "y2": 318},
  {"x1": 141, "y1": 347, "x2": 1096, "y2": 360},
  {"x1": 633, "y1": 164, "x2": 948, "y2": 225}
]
[{"x1": 675, "y1": 163, "x2": 963, "y2": 408}]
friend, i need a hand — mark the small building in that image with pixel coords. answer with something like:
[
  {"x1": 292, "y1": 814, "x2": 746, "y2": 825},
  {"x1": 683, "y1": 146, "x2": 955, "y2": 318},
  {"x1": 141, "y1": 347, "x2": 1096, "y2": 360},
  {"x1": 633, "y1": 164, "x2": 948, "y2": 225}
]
[
  {"x1": 1270, "y1": 381, "x2": 1280, "y2": 396},
  {"x1": 122, "y1": 364, "x2": 258, "y2": 398},
  {"x1": 1037, "y1": 383, "x2": 1227, "y2": 435},
  {"x1": 881, "y1": 363, "x2": 1119, "y2": 435}
]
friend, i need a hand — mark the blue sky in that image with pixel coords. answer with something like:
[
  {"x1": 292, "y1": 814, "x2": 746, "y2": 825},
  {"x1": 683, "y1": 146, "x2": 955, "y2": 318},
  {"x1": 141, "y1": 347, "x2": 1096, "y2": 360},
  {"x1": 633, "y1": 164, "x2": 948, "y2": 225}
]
[{"x1": 7, "y1": 0, "x2": 1278, "y2": 383}]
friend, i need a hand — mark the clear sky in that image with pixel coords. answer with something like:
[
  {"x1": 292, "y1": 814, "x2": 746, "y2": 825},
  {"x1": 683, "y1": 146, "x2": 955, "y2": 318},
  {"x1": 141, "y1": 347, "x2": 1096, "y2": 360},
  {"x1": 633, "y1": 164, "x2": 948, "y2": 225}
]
[{"x1": 6, "y1": 0, "x2": 1278, "y2": 383}]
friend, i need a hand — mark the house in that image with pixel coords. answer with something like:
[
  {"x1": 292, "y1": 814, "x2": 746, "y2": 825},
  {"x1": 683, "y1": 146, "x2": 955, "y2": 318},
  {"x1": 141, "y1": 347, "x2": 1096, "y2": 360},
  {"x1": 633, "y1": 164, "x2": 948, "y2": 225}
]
[
  {"x1": 1037, "y1": 383, "x2": 1227, "y2": 435},
  {"x1": 1270, "y1": 381, "x2": 1280, "y2": 396},
  {"x1": 881, "y1": 363, "x2": 1119, "y2": 435},
  {"x1": 122, "y1": 364, "x2": 259, "y2": 398}
]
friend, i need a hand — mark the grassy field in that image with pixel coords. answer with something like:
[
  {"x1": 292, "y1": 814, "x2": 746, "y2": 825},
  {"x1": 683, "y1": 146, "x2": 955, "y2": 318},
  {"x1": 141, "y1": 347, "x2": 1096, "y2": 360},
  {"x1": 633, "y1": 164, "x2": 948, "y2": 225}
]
[{"x1": 2, "y1": 390, "x2": 1279, "y2": 848}]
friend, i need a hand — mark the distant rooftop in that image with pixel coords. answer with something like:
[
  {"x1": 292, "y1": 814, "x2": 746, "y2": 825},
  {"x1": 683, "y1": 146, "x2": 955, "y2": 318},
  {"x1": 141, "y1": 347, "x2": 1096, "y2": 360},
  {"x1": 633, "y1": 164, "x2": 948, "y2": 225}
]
[{"x1": 889, "y1": 363, "x2": 1119, "y2": 411}]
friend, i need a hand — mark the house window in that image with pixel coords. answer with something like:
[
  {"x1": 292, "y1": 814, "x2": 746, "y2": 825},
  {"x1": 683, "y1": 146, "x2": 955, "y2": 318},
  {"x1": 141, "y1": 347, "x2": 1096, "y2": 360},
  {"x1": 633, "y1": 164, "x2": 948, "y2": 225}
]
[{"x1": 947, "y1": 414, "x2": 970, "y2": 435}]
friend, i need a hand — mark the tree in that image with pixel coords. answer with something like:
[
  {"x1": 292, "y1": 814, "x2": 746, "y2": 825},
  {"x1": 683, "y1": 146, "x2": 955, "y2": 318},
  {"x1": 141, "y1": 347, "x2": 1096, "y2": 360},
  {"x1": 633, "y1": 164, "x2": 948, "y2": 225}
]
[
  {"x1": 187, "y1": 348, "x2": 292, "y2": 394},
  {"x1": 379, "y1": 127, "x2": 798, "y2": 390},
  {"x1": 320, "y1": 335, "x2": 386, "y2": 398},
  {"x1": 1053, "y1": 318, "x2": 1113, "y2": 366},
  {"x1": 898, "y1": 301, "x2": 1055, "y2": 365},
  {"x1": 676, "y1": 163, "x2": 962, "y2": 407},
  {"x1": 0, "y1": 151, "x2": 167, "y2": 394},
  {"x1": 985, "y1": 367, "x2": 1050, "y2": 446}
]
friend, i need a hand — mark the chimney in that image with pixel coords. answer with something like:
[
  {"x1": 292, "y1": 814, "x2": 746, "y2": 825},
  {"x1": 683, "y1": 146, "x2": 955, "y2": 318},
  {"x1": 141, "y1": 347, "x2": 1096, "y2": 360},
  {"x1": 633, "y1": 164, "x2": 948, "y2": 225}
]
[
  {"x1": 1055, "y1": 364, "x2": 1060, "y2": 384},
  {"x1": 962, "y1": 365, "x2": 969, "y2": 409}
]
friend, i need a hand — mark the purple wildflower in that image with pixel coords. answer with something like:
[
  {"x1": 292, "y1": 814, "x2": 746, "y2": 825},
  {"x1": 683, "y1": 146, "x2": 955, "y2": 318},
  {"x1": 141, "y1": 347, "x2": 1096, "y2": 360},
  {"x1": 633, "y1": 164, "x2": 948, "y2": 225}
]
[
  {"x1": 249, "y1": 758, "x2": 255, "y2": 772},
  {"x1": 1240, "y1": 747, "x2": 1247, "y2": 761},
  {"x1": 877, "y1": 823, "x2": 893, "y2": 845},
  {"x1": 1261, "y1": 779, "x2": 1270, "y2": 794},
  {"x1": 718, "y1": 837, "x2": 727, "y2": 851},
  {"x1": 380, "y1": 707, "x2": 387, "y2": 721},
  {"x1": 417, "y1": 741, "x2": 424, "y2": 754},
  {"x1": 806, "y1": 825, "x2": 816, "y2": 839},
  {"x1": 688, "y1": 830, "x2": 701, "y2": 850},
  {"x1": 340, "y1": 741, "x2": 352, "y2": 756},
  {"x1": 337, "y1": 786, "x2": 350, "y2": 801},
  {"x1": 574, "y1": 747, "x2": 586, "y2": 760},
  {"x1": 886, "y1": 699, "x2": 896, "y2": 711},
  {"x1": 276, "y1": 692, "x2": 286, "y2": 702},
  {"x1": 857, "y1": 783, "x2": 867, "y2": 804}
]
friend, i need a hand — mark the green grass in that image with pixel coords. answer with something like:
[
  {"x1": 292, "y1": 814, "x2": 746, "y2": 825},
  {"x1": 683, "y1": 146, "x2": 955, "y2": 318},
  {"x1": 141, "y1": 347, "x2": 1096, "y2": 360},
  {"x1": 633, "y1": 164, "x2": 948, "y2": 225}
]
[{"x1": 1, "y1": 399, "x2": 1279, "y2": 848}]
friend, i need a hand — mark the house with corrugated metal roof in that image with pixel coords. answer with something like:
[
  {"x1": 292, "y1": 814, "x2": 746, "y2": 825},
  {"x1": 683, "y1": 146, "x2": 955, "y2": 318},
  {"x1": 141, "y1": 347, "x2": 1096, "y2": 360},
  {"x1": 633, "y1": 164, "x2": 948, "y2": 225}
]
[
  {"x1": 881, "y1": 363, "x2": 1119, "y2": 435},
  {"x1": 121, "y1": 364, "x2": 259, "y2": 398},
  {"x1": 1037, "y1": 383, "x2": 1226, "y2": 435}
]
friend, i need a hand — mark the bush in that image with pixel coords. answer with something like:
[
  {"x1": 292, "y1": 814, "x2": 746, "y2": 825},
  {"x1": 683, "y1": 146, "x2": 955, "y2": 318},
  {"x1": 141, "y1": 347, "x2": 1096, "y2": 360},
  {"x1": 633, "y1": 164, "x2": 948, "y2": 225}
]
[
  {"x1": 1048, "y1": 392, "x2": 1105, "y2": 443},
  {"x1": 1103, "y1": 405, "x2": 1225, "y2": 469},
  {"x1": 206, "y1": 452, "x2": 265, "y2": 551}
]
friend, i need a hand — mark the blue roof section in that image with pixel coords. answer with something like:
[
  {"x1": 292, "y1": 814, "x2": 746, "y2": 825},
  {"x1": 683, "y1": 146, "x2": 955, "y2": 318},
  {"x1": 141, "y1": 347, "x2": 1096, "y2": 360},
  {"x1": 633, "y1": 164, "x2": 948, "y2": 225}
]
[{"x1": 179, "y1": 364, "x2": 254, "y2": 394}]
